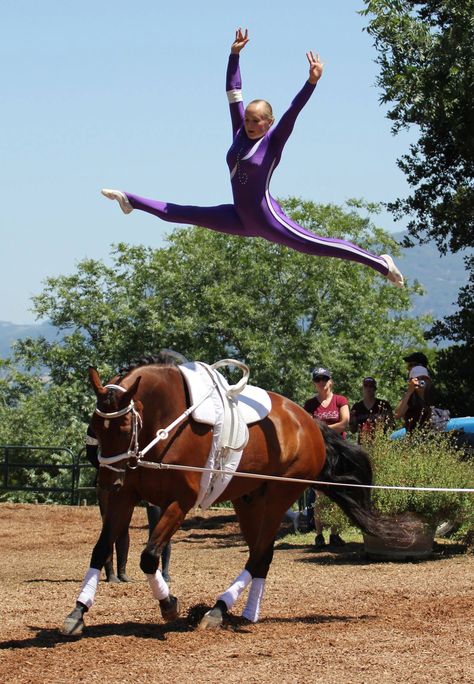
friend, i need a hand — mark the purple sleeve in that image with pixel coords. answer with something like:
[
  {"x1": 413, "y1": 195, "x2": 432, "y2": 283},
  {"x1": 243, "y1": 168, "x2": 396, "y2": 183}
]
[
  {"x1": 226, "y1": 53, "x2": 244, "y2": 136},
  {"x1": 270, "y1": 80, "x2": 316, "y2": 150}
]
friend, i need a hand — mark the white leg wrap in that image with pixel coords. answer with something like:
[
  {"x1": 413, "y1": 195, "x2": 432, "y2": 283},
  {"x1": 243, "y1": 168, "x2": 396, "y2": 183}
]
[
  {"x1": 242, "y1": 577, "x2": 265, "y2": 623},
  {"x1": 77, "y1": 567, "x2": 100, "y2": 609},
  {"x1": 146, "y1": 569, "x2": 170, "y2": 601},
  {"x1": 217, "y1": 569, "x2": 252, "y2": 610}
]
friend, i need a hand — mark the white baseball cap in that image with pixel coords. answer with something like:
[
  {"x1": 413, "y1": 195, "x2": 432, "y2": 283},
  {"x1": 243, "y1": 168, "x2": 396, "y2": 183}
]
[{"x1": 409, "y1": 365, "x2": 429, "y2": 378}]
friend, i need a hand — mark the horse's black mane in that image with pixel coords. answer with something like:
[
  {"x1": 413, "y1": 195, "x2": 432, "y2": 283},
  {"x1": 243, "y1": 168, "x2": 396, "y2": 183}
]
[{"x1": 115, "y1": 349, "x2": 188, "y2": 382}]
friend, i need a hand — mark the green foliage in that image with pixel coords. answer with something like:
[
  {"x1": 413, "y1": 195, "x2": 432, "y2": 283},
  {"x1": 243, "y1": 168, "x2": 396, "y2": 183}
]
[
  {"x1": 314, "y1": 493, "x2": 352, "y2": 533},
  {"x1": 0, "y1": 359, "x2": 88, "y2": 450},
  {"x1": 362, "y1": 1, "x2": 474, "y2": 416},
  {"x1": 366, "y1": 427, "x2": 474, "y2": 533},
  {"x1": 10, "y1": 198, "x2": 426, "y2": 408},
  {"x1": 429, "y1": 254, "x2": 474, "y2": 414},
  {"x1": 362, "y1": 0, "x2": 474, "y2": 254},
  {"x1": 0, "y1": 358, "x2": 89, "y2": 503}
]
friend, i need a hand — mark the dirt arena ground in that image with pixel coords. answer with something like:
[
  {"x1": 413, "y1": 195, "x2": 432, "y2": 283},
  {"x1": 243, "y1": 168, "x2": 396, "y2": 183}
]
[{"x1": 0, "y1": 503, "x2": 473, "y2": 683}]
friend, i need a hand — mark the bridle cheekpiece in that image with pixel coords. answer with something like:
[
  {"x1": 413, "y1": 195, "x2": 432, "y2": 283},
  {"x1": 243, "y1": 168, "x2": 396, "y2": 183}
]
[{"x1": 95, "y1": 384, "x2": 143, "y2": 472}]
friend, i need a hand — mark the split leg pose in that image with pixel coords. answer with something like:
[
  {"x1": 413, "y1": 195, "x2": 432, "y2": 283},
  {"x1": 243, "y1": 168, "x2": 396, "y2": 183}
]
[{"x1": 102, "y1": 28, "x2": 404, "y2": 288}]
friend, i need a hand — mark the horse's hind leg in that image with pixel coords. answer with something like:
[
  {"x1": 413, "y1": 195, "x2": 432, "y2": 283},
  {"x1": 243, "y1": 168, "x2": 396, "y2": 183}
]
[{"x1": 199, "y1": 482, "x2": 302, "y2": 629}]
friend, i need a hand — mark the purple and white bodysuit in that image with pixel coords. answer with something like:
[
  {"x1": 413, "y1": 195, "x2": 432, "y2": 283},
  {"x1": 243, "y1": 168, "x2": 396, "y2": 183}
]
[{"x1": 123, "y1": 54, "x2": 390, "y2": 277}]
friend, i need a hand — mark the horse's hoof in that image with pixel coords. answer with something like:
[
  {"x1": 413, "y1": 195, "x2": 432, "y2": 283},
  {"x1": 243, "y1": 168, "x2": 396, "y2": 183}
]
[
  {"x1": 60, "y1": 614, "x2": 84, "y2": 637},
  {"x1": 160, "y1": 594, "x2": 180, "y2": 622},
  {"x1": 198, "y1": 608, "x2": 224, "y2": 630}
]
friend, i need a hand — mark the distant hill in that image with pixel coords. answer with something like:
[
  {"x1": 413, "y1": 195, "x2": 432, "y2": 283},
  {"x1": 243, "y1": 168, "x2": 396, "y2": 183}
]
[
  {"x1": 393, "y1": 231, "x2": 472, "y2": 320},
  {"x1": 0, "y1": 236, "x2": 471, "y2": 358},
  {"x1": 0, "y1": 321, "x2": 61, "y2": 359}
]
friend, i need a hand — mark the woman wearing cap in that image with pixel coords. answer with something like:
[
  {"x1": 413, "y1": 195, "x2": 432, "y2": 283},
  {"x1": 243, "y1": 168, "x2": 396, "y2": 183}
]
[
  {"x1": 303, "y1": 367, "x2": 349, "y2": 549},
  {"x1": 101, "y1": 28, "x2": 404, "y2": 289},
  {"x1": 395, "y1": 365, "x2": 436, "y2": 432},
  {"x1": 350, "y1": 377, "x2": 394, "y2": 443}
]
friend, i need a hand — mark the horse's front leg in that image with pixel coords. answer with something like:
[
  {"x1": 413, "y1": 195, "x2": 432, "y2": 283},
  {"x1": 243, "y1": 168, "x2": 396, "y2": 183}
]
[
  {"x1": 61, "y1": 495, "x2": 135, "y2": 637},
  {"x1": 140, "y1": 500, "x2": 186, "y2": 623}
]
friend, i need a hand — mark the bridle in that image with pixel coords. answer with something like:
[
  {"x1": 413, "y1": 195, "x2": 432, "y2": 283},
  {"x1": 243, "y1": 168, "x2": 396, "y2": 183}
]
[{"x1": 95, "y1": 384, "x2": 143, "y2": 473}]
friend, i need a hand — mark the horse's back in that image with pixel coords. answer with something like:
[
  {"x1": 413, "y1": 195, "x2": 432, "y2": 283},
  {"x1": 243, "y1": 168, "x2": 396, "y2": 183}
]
[{"x1": 243, "y1": 391, "x2": 326, "y2": 477}]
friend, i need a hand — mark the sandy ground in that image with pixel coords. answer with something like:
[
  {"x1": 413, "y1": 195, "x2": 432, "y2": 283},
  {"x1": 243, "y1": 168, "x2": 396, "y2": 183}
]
[{"x1": 0, "y1": 503, "x2": 473, "y2": 684}]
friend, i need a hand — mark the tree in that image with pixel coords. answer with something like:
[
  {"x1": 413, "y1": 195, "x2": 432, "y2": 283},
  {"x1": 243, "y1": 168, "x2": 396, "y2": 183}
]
[
  {"x1": 362, "y1": 1, "x2": 474, "y2": 413},
  {"x1": 12, "y1": 198, "x2": 427, "y2": 409},
  {"x1": 428, "y1": 254, "x2": 474, "y2": 414},
  {"x1": 0, "y1": 359, "x2": 87, "y2": 503},
  {"x1": 362, "y1": 0, "x2": 474, "y2": 253}
]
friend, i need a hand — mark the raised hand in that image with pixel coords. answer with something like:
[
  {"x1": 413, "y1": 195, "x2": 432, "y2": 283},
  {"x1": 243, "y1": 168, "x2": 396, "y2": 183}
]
[
  {"x1": 306, "y1": 51, "x2": 324, "y2": 84},
  {"x1": 231, "y1": 27, "x2": 249, "y2": 54}
]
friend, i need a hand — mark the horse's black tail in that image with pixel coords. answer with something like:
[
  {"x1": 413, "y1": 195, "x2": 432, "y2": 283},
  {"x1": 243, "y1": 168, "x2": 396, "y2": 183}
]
[{"x1": 317, "y1": 423, "x2": 418, "y2": 544}]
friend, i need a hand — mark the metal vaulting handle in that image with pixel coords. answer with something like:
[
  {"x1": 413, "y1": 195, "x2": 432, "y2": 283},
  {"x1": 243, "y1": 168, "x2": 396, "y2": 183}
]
[{"x1": 210, "y1": 359, "x2": 250, "y2": 398}]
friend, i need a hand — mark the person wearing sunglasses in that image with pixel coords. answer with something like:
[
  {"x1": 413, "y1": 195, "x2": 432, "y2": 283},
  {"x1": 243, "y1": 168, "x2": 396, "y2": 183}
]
[{"x1": 303, "y1": 367, "x2": 349, "y2": 549}]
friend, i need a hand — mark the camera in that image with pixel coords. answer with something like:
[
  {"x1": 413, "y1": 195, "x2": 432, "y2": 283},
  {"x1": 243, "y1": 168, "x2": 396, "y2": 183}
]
[{"x1": 418, "y1": 380, "x2": 426, "y2": 387}]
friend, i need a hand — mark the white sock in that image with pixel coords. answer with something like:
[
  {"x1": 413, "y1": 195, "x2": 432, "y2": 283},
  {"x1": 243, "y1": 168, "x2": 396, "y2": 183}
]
[
  {"x1": 77, "y1": 567, "x2": 100, "y2": 609},
  {"x1": 146, "y1": 569, "x2": 170, "y2": 601},
  {"x1": 217, "y1": 569, "x2": 252, "y2": 610},
  {"x1": 242, "y1": 578, "x2": 265, "y2": 622}
]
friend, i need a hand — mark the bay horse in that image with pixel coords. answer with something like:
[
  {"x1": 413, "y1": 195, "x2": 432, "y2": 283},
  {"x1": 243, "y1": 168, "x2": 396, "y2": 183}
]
[{"x1": 62, "y1": 356, "x2": 406, "y2": 636}]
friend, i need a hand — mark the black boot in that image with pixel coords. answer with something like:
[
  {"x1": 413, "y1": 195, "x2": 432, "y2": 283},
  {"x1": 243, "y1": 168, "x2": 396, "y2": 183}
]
[
  {"x1": 117, "y1": 564, "x2": 132, "y2": 582},
  {"x1": 105, "y1": 559, "x2": 120, "y2": 583},
  {"x1": 116, "y1": 530, "x2": 131, "y2": 582}
]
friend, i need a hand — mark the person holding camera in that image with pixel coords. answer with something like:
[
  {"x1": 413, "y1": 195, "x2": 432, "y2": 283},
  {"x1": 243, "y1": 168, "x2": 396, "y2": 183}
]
[
  {"x1": 394, "y1": 365, "x2": 435, "y2": 433},
  {"x1": 349, "y1": 377, "x2": 394, "y2": 443}
]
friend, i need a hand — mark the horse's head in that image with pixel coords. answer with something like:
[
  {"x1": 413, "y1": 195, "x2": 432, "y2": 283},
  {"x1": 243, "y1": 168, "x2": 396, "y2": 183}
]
[{"x1": 88, "y1": 367, "x2": 143, "y2": 491}]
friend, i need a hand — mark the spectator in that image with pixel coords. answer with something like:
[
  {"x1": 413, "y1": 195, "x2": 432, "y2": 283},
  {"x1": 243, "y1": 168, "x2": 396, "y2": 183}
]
[
  {"x1": 303, "y1": 367, "x2": 349, "y2": 549},
  {"x1": 394, "y1": 365, "x2": 436, "y2": 433},
  {"x1": 85, "y1": 425, "x2": 130, "y2": 582},
  {"x1": 404, "y1": 351, "x2": 429, "y2": 372},
  {"x1": 350, "y1": 377, "x2": 394, "y2": 442},
  {"x1": 86, "y1": 426, "x2": 171, "y2": 582}
]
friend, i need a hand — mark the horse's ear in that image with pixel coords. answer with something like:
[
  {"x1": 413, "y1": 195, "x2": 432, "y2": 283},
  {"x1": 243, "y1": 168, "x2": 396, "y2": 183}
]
[
  {"x1": 88, "y1": 367, "x2": 107, "y2": 398},
  {"x1": 121, "y1": 375, "x2": 141, "y2": 405}
]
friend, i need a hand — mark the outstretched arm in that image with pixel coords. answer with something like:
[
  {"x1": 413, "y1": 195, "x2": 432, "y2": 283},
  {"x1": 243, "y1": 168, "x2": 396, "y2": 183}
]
[
  {"x1": 226, "y1": 28, "x2": 249, "y2": 136},
  {"x1": 271, "y1": 51, "x2": 324, "y2": 147}
]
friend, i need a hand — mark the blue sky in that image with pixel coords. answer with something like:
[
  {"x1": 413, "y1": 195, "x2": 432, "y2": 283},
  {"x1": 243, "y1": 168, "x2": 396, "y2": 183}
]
[{"x1": 1, "y1": 0, "x2": 414, "y2": 324}]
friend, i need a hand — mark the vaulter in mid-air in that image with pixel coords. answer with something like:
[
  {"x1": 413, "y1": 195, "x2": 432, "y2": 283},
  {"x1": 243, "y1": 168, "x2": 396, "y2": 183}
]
[{"x1": 102, "y1": 28, "x2": 404, "y2": 288}]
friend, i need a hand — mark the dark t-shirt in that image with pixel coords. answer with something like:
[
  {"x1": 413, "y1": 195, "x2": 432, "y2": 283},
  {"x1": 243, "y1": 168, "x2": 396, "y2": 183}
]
[
  {"x1": 350, "y1": 398, "x2": 393, "y2": 441},
  {"x1": 304, "y1": 394, "x2": 349, "y2": 439},
  {"x1": 404, "y1": 395, "x2": 432, "y2": 432}
]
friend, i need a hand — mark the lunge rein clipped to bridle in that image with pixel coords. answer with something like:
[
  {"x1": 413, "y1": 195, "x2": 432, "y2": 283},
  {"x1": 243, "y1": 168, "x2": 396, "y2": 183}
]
[
  {"x1": 95, "y1": 381, "x2": 216, "y2": 474},
  {"x1": 95, "y1": 360, "x2": 251, "y2": 474}
]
